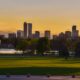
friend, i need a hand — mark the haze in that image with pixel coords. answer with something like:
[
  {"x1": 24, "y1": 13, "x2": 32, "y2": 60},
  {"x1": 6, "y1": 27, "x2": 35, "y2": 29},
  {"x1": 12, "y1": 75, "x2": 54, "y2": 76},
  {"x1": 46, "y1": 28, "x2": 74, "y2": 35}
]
[{"x1": 0, "y1": 0, "x2": 80, "y2": 34}]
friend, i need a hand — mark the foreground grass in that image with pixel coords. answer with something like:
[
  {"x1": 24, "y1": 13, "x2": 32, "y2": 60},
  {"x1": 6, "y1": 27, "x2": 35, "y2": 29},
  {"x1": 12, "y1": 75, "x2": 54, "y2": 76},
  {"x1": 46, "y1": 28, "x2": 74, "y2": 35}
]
[
  {"x1": 0, "y1": 56, "x2": 80, "y2": 75},
  {"x1": 0, "y1": 67, "x2": 80, "y2": 75}
]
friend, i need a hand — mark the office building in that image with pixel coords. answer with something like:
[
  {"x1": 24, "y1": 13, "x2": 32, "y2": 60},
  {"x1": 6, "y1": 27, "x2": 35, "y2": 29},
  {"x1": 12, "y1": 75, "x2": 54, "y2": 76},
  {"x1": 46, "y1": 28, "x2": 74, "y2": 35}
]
[
  {"x1": 23, "y1": 22, "x2": 27, "y2": 38},
  {"x1": 17, "y1": 30, "x2": 23, "y2": 38},
  {"x1": 0, "y1": 40, "x2": 1, "y2": 45},
  {"x1": 72, "y1": 25, "x2": 79, "y2": 39},
  {"x1": 72, "y1": 25, "x2": 76, "y2": 31},
  {"x1": 53, "y1": 35, "x2": 58, "y2": 40},
  {"x1": 65, "y1": 31, "x2": 71, "y2": 39},
  {"x1": 44, "y1": 30, "x2": 51, "y2": 39},
  {"x1": 59, "y1": 32, "x2": 65, "y2": 39},
  {"x1": 34, "y1": 31, "x2": 40, "y2": 39},
  {"x1": 27, "y1": 23, "x2": 32, "y2": 38},
  {"x1": 0, "y1": 35, "x2": 5, "y2": 39}
]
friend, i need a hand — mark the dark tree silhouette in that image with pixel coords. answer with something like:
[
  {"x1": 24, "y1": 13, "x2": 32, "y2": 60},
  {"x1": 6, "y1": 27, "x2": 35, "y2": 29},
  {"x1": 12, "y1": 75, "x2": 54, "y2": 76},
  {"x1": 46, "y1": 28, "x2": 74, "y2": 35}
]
[
  {"x1": 36, "y1": 37, "x2": 50, "y2": 55},
  {"x1": 58, "y1": 42, "x2": 69, "y2": 59},
  {"x1": 15, "y1": 39, "x2": 29, "y2": 54},
  {"x1": 29, "y1": 39, "x2": 38, "y2": 55},
  {"x1": 75, "y1": 42, "x2": 80, "y2": 57}
]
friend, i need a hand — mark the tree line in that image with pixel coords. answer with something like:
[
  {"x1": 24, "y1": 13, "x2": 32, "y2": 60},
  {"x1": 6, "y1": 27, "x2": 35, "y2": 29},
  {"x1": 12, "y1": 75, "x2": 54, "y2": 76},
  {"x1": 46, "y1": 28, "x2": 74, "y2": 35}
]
[{"x1": 1, "y1": 37, "x2": 80, "y2": 58}]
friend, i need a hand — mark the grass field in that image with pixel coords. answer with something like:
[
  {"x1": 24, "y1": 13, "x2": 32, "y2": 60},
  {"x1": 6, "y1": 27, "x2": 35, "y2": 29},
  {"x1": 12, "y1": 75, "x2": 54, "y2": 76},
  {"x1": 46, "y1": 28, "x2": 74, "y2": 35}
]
[{"x1": 0, "y1": 56, "x2": 80, "y2": 75}]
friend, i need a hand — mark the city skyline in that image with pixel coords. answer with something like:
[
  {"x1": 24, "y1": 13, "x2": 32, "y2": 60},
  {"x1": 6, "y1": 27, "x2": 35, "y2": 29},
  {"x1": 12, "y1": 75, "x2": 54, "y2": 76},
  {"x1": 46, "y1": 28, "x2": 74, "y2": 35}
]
[
  {"x1": 0, "y1": 22, "x2": 80, "y2": 38},
  {"x1": 0, "y1": 0, "x2": 80, "y2": 34},
  {"x1": 7, "y1": 22, "x2": 79, "y2": 39}
]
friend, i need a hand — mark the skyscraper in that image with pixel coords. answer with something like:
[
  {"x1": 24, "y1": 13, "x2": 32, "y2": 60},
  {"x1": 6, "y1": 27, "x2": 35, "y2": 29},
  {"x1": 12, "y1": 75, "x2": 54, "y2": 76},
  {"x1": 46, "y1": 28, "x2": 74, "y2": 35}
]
[
  {"x1": 44, "y1": 30, "x2": 51, "y2": 39},
  {"x1": 65, "y1": 31, "x2": 71, "y2": 39},
  {"x1": 17, "y1": 30, "x2": 23, "y2": 38},
  {"x1": 34, "y1": 31, "x2": 40, "y2": 39},
  {"x1": 53, "y1": 35, "x2": 58, "y2": 40},
  {"x1": 59, "y1": 32, "x2": 65, "y2": 39},
  {"x1": 28, "y1": 23, "x2": 32, "y2": 38},
  {"x1": 72, "y1": 25, "x2": 79, "y2": 39},
  {"x1": 72, "y1": 25, "x2": 76, "y2": 31},
  {"x1": 23, "y1": 22, "x2": 27, "y2": 38}
]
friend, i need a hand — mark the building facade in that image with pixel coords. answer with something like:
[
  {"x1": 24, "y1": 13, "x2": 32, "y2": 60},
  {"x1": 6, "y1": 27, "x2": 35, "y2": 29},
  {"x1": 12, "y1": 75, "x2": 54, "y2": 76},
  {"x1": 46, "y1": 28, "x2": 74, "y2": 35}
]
[
  {"x1": 23, "y1": 22, "x2": 27, "y2": 38},
  {"x1": 27, "y1": 23, "x2": 32, "y2": 39},
  {"x1": 44, "y1": 30, "x2": 51, "y2": 39},
  {"x1": 34, "y1": 31, "x2": 40, "y2": 39},
  {"x1": 65, "y1": 31, "x2": 71, "y2": 39},
  {"x1": 17, "y1": 30, "x2": 23, "y2": 38},
  {"x1": 72, "y1": 25, "x2": 79, "y2": 39}
]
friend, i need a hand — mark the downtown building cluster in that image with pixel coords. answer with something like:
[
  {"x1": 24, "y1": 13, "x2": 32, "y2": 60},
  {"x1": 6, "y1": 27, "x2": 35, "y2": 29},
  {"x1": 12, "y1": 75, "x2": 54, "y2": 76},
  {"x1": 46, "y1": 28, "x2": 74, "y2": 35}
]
[
  {"x1": 0, "y1": 22, "x2": 79, "y2": 40},
  {"x1": 54, "y1": 25, "x2": 79, "y2": 40},
  {"x1": 8, "y1": 22, "x2": 51, "y2": 39}
]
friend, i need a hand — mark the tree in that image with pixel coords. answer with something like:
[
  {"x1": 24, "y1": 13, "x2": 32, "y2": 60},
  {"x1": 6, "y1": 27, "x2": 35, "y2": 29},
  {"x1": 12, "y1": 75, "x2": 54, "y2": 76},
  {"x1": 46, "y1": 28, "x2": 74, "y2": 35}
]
[
  {"x1": 75, "y1": 42, "x2": 80, "y2": 57},
  {"x1": 51, "y1": 39, "x2": 60, "y2": 51},
  {"x1": 58, "y1": 42, "x2": 69, "y2": 59},
  {"x1": 15, "y1": 39, "x2": 29, "y2": 54},
  {"x1": 29, "y1": 39, "x2": 38, "y2": 54},
  {"x1": 36, "y1": 37, "x2": 50, "y2": 55}
]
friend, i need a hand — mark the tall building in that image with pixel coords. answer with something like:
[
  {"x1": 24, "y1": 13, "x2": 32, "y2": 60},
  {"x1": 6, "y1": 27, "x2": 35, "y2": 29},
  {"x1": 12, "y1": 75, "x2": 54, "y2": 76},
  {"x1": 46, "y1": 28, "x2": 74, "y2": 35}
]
[
  {"x1": 53, "y1": 35, "x2": 58, "y2": 40},
  {"x1": 58, "y1": 32, "x2": 65, "y2": 39},
  {"x1": 32, "y1": 34, "x2": 35, "y2": 39},
  {"x1": 27, "y1": 23, "x2": 32, "y2": 38},
  {"x1": 44, "y1": 30, "x2": 51, "y2": 39},
  {"x1": 34, "y1": 31, "x2": 40, "y2": 39},
  {"x1": 0, "y1": 35, "x2": 5, "y2": 39},
  {"x1": 72, "y1": 25, "x2": 79, "y2": 39},
  {"x1": 23, "y1": 22, "x2": 27, "y2": 38},
  {"x1": 65, "y1": 31, "x2": 71, "y2": 39},
  {"x1": 72, "y1": 25, "x2": 76, "y2": 31},
  {"x1": 17, "y1": 30, "x2": 23, "y2": 38},
  {"x1": 0, "y1": 40, "x2": 1, "y2": 45}
]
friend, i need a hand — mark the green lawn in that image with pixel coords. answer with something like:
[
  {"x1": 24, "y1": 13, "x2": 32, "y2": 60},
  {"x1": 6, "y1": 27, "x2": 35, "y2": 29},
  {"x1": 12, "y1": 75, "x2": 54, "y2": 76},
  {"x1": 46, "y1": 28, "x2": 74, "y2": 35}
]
[{"x1": 0, "y1": 56, "x2": 80, "y2": 75}]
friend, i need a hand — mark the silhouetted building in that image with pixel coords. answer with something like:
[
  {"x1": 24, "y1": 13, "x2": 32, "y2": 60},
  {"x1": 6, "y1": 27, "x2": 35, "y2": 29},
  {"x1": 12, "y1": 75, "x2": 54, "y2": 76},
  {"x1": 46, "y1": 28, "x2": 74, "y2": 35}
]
[
  {"x1": 23, "y1": 22, "x2": 27, "y2": 38},
  {"x1": 34, "y1": 31, "x2": 40, "y2": 39},
  {"x1": 27, "y1": 23, "x2": 32, "y2": 38},
  {"x1": 17, "y1": 30, "x2": 23, "y2": 38},
  {"x1": 65, "y1": 31, "x2": 71, "y2": 39},
  {"x1": 0, "y1": 35, "x2": 5, "y2": 39},
  {"x1": 53, "y1": 35, "x2": 58, "y2": 40},
  {"x1": 72, "y1": 25, "x2": 76, "y2": 31},
  {"x1": 32, "y1": 34, "x2": 35, "y2": 39},
  {"x1": 8, "y1": 33, "x2": 16, "y2": 38},
  {"x1": 0, "y1": 40, "x2": 1, "y2": 45},
  {"x1": 59, "y1": 32, "x2": 65, "y2": 39},
  {"x1": 44, "y1": 30, "x2": 51, "y2": 39},
  {"x1": 72, "y1": 25, "x2": 79, "y2": 39}
]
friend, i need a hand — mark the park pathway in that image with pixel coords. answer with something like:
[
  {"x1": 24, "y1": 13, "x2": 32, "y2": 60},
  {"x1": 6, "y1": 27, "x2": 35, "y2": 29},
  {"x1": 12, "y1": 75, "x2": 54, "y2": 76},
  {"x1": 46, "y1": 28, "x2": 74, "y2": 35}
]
[{"x1": 0, "y1": 75, "x2": 80, "y2": 80}]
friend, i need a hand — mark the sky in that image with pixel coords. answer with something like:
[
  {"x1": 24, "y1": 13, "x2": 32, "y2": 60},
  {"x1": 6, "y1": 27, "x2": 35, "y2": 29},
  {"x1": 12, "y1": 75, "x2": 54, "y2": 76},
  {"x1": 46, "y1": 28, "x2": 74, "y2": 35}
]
[{"x1": 0, "y1": 0, "x2": 80, "y2": 35}]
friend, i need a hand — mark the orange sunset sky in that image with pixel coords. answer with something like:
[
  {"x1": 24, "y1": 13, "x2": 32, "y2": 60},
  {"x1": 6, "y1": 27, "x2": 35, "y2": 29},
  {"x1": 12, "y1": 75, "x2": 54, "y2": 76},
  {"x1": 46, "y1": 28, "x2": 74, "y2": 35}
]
[{"x1": 0, "y1": 0, "x2": 80, "y2": 35}]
